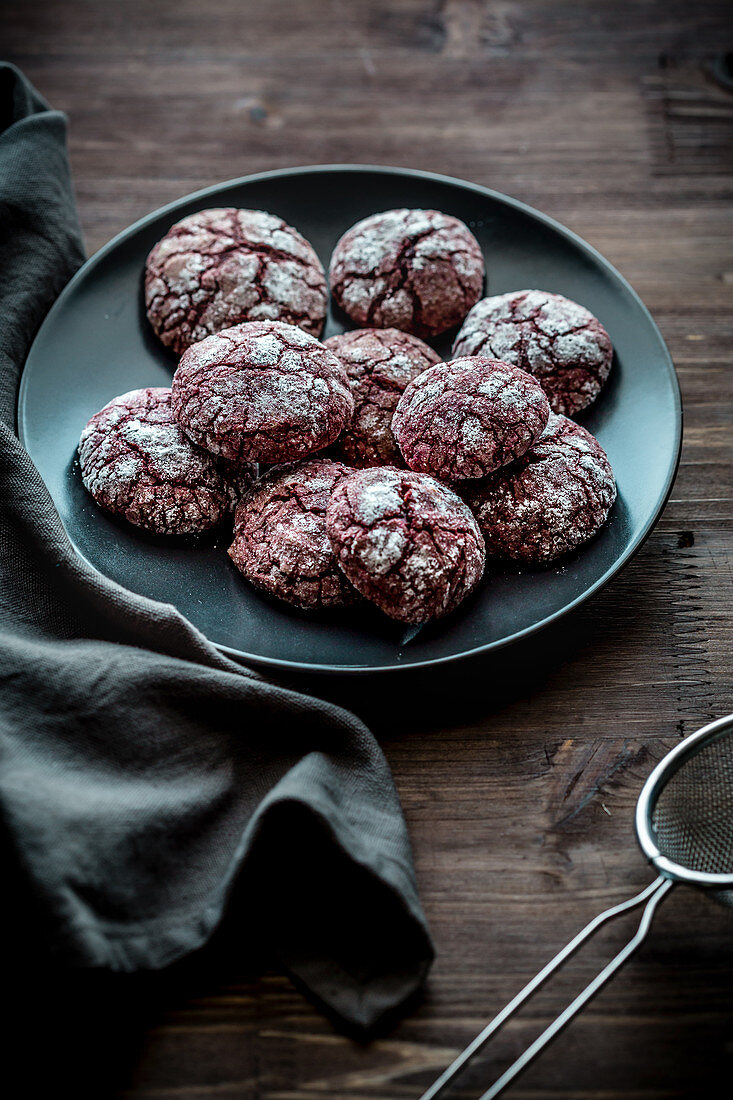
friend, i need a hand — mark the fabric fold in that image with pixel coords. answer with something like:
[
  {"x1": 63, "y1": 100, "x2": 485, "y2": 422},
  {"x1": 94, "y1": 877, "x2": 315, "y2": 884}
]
[{"x1": 0, "y1": 61, "x2": 433, "y2": 1031}]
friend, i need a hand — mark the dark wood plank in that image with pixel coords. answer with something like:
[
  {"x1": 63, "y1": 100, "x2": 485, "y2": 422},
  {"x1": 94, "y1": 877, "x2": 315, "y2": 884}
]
[{"x1": 3, "y1": 1, "x2": 733, "y2": 1097}]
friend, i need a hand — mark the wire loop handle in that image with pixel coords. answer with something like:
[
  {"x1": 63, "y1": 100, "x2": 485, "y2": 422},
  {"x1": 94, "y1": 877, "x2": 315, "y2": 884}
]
[{"x1": 419, "y1": 876, "x2": 673, "y2": 1100}]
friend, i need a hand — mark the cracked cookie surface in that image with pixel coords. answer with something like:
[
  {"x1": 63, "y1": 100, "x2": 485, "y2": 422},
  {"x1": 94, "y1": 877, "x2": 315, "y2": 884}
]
[
  {"x1": 78, "y1": 387, "x2": 252, "y2": 535},
  {"x1": 462, "y1": 412, "x2": 616, "y2": 563},
  {"x1": 326, "y1": 467, "x2": 485, "y2": 623},
  {"x1": 324, "y1": 328, "x2": 441, "y2": 467},
  {"x1": 392, "y1": 355, "x2": 550, "y2": 481},
  {"x1": 329, "y1": 208, "x2": 484, "y2": 338},
  {"x1": 228, "y1": 459, "x2": 356, "y2": 610},
  {"x1": 171, "y1": 320, "x2": 354, "y2": 464},
  {"x1": 145, "y1": 208, "x2": 328, "y2": 354},
  {"x1": 452, "y1": 289, "x2": 613, "y2": 416}
]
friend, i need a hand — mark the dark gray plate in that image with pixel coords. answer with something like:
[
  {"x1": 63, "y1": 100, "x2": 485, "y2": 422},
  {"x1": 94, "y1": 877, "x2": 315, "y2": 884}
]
[{"x1": 18, "y1": 165, "x2": 681, "y2": 674}]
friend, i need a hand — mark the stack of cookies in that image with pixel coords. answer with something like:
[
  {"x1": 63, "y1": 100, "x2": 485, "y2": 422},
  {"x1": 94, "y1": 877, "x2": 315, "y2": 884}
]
[{"x1": 78, "y1": 204, "x2": 616, "y2": 625}]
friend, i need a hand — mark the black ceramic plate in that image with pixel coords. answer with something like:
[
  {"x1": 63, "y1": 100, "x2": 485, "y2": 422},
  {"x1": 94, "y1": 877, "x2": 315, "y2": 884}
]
[{"x1": 18, "y1": 166, "x2": 681, "y2": 674}]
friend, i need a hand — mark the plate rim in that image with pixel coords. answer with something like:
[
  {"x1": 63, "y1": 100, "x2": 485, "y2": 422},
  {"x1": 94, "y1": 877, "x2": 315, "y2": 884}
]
[{"x1": 18, "y1": 163, "x2": 683, "y2": 675}]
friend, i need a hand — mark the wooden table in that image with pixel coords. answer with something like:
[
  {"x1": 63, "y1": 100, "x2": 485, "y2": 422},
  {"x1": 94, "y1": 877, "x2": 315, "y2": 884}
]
[{"x1": 5, "y1": 2, "x2": 733, "y2": 1096}]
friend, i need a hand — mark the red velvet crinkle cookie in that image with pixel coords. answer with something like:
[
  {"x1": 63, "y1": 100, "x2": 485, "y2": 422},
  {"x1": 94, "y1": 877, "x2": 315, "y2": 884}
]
[
  {"x1": 392, "y1": 356, "x2": 550, "y2": 481},
  {"x1": 171, "y1": 320, "x2": 354, "y2": 464},
  {"x1": 145, "y1": 208, "x2": 328, "y2": 354},
  {"x1": 462, "y1": 413, "x2": 616, "y2": 563},
  {"x1": 228, "y1": 459, "x2": 356, "y2": 610},
  {"x1": 324, "y1": 328, "x2": 441, "y2": 467},
  {"x1": 326, "y1": 467, "x2": 485, "y2": 623},
  {"x1": 452, "y1": 290, "x2": 613, "y2": 417},
  {"x1": 329, "y1": 208, "x2": 485, "y2": 338},
  {"x1": 78, "y1": 387, "x2": 254, "y2": 535}
]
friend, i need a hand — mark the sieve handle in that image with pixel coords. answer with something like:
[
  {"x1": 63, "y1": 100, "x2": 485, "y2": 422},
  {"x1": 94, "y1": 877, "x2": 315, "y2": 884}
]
[{"x1": 419, "y1": 875, "x2": 673, "y2": 1100}]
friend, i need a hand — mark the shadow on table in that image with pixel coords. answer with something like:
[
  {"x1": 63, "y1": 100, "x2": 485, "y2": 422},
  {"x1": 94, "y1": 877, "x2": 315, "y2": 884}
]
[
  {"x1": 8, "y1": 903, "x2": 733, "y2": 1097},
  {"x1": 2, "y1": 829, "x2": 426, "y2": 1098},
  {"x1": 4, "y1": 910, "x2": 274, "y2": 1097},
  {"x1": 273, "y1": 599, "x2": 609, "y2": 738}
]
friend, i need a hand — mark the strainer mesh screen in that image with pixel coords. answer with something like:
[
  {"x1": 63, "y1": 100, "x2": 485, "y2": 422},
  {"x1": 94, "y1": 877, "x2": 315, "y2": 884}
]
[{"x1": 652, "y1": 733, "x2": 733, "y2": 878}]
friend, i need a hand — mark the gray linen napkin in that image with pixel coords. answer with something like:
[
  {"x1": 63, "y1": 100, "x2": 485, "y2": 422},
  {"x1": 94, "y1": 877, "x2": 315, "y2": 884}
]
[{"x1": 0, "y1": 61, "x2": 433, "y2": 1031}]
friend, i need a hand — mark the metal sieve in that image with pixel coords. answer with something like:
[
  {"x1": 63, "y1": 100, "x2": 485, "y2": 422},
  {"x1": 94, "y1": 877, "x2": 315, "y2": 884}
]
[{"x1": 420, "y1": 713, "x2": 733, "y2": 1100}]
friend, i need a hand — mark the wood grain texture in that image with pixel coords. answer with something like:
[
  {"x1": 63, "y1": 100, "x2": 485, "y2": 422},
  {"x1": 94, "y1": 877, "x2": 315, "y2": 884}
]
[{"x1": 3, "y1": 1, "x2": 733, "y2": 1097}]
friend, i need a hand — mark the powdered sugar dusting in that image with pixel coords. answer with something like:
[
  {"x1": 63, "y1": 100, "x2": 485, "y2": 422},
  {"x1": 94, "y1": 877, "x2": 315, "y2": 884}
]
[
  {"x1": 249, "y1": 333, "x2": 282, "y2": 365},
  {"x1": 171, "y1": 320, "x2": 354, "y2": 464},
  {"x1": 329, "y1": 207, "x2": 485, "y2": 338},
  {"x1": 145, "y1": 207, "x2": 328, "y2": 354},
  {"x1": 228, "y1": 458, "x2": 356, "y2": 610},
  {"x1": 323, "y1": 328, "x2": 441, "y2": 468},
  {"x1": 392, "y1": 356, "x2": 550, "y2": 480},
  {"x1": 326, "y1": 467, "x2": 485, "y2": 623},
  {"x1": 362, "y1": 524, "x2": 408, "y2": 574},
  {"x1": 463, "y1": 412, "x2": 616, "y2": 563},
  {"x1": 453, "y1": 289, "x2": 613, "y2": 416},
  {"x1": 78, "y1": 387, "x2": 242, "y2": 535},
  {"x1": 356, "y1": 478, "x2": 403, "y2": 524}
]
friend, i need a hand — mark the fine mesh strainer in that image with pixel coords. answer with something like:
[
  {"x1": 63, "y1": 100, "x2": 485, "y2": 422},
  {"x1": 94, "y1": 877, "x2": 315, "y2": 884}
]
[{"x1": 421, "y1": 714, "x2": 733, "y2": 1100}]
